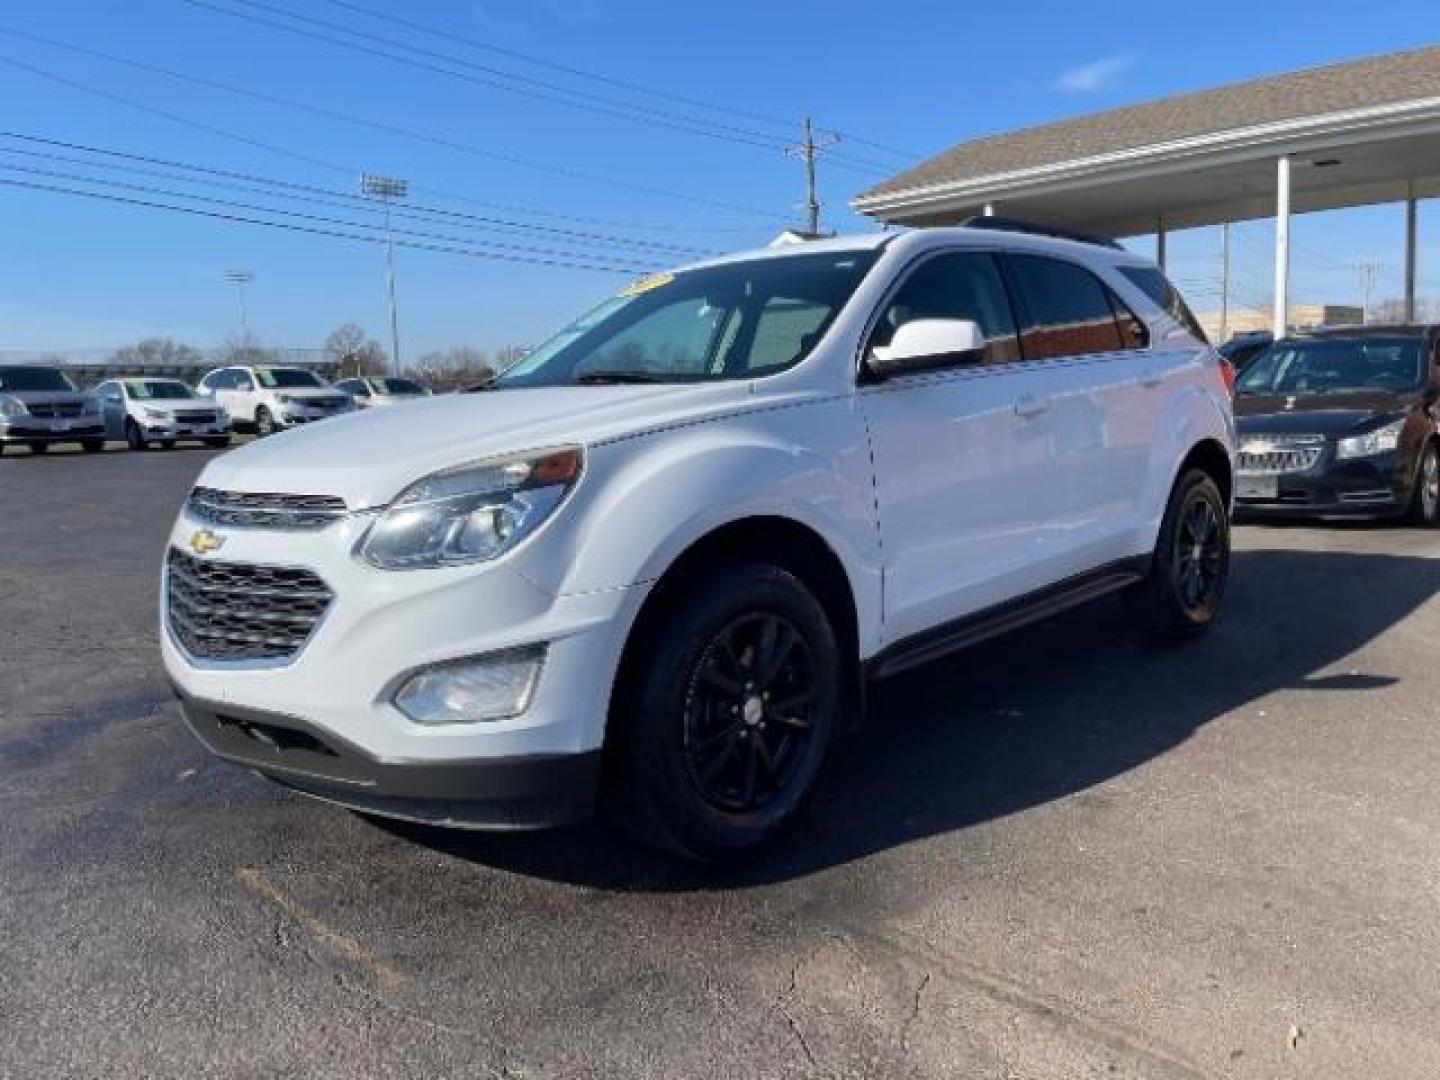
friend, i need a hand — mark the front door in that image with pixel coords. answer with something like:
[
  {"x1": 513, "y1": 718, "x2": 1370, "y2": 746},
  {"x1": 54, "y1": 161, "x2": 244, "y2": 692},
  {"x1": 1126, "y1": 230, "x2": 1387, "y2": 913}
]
[{"x1": 860, "y1": 249, "x2": 1064, "y2": 646}]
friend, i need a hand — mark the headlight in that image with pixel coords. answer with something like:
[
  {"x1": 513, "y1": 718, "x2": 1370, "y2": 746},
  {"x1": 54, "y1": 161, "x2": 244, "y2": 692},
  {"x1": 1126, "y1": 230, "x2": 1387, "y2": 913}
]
[
  {"x1": 142, "y1": 406, "x2": 169, "y2": 420},
  {"x1": 1337, "y1": 419, "x2": 1405, "y2": 460},
  {"x1": 0, "y1": 396, "x2": 26, "y2": 418},
  {"x1": 359, "y1": 447, "x2": 583, "y2": 570}
]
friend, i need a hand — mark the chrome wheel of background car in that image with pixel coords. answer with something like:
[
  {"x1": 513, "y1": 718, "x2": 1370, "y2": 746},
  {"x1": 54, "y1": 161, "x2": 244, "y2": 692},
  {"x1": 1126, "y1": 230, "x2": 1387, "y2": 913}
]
[
  {"x1": 682, "y1": 612, "x2": 817, "y2": 814},
  {"x1": 1174, "y1": 494, "x2": 1225, "y2": 615},
  {"x1": 1420, "y1": 446, "x2": 1440, "y2": 524}
]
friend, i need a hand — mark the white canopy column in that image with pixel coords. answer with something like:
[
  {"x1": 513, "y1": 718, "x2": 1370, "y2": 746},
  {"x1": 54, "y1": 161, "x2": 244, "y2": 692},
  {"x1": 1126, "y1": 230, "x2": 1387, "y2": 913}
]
[{"x1": 1273, "y1": 155, "x2": 1291, "y2": 337}]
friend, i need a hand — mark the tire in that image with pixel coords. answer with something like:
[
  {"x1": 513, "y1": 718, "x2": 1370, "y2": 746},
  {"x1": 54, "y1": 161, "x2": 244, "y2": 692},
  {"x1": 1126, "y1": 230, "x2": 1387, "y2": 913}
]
[
  {"x1": 204, "y1": 436, "x2": 231, "y2": 449},
  {"x1": 160, "y1": 439, "x2": 176, "y2": 451},
  {"x1": 255, "y1": 407, "x2": 276, "y2": 437},
  {"x1": 124, "y1": 419, "x2": 147, "y2": 452},
  {"x1": 1127, "y1": 468, "x2": 1230, "y2": 642},
  {"x1": 81, "y1": 438, "x2": 105, "y2": 454},
  {"x1": 29, "y1": 441, "x2": 48, "y2": 455},
  {"x1": 608, "y1": 562, "x2": 840, "y2": 861},
  {"x1": 1409, "y1": 441, "x2": 1439, "y2": 527}
]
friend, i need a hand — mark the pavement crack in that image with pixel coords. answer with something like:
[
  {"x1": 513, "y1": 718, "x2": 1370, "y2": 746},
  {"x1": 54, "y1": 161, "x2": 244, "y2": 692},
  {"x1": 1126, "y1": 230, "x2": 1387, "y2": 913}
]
[
  {"x1": 775, "y1": 952, "x2": 830, "y2": 1079},
  {"x1": 900, "y1": 971, "x2": 931, "y2": 1054}
]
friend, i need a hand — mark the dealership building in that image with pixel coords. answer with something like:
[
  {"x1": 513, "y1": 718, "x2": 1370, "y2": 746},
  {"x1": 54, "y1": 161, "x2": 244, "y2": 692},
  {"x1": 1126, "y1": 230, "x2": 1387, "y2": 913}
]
[{"x1": 855, "y1": 46, "x2": 1440, "y2": 338}]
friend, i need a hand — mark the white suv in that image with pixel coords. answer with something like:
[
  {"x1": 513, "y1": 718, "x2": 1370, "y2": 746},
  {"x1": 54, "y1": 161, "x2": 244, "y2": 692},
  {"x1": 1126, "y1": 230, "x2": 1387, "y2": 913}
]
[
  {"x1": 197, "y1": 365, "x2": 353, "y2": 435},
  {"x1": 163, "y1": 224, "x2": 1235, "y2": 859}
]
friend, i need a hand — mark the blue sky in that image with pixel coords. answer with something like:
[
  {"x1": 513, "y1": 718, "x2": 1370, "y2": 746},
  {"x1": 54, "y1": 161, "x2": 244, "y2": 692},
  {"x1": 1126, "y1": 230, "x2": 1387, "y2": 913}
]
[{"x1": 0, "y1": 0, "x2": 1436, "y2": 358}]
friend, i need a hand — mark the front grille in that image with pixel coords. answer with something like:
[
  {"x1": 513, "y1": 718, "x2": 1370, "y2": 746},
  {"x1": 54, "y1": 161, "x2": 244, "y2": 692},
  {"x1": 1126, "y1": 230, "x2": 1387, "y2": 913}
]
[
  {"x1": 187, "y1": 486, "x2": 347, "y2": 530},
  {"x1": 27, "y1": 402, "x2": 83, "y2": 419},
  {"x1": 174, "y1": 409, "x2": 218, "y2": 422},
  {"x1": 166, "y1": 548, "x2": 332, "y2": 662},
  {"x1": 1237, "y1": 437, "x2": 1325, "y2": 475}
]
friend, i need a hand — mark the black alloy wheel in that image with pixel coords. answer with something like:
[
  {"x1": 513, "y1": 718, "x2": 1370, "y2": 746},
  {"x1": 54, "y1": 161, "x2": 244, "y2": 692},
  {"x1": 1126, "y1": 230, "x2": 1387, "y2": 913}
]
[
  {"x1": 125, "y1": 419, "x2": 147, "y2": 452},
  {"x1": 1174, "y1": 493, "x2": 1225, "y2": 616},
  {"x1": 683, "y1": 612, "x2": 819, "y2": 814}
]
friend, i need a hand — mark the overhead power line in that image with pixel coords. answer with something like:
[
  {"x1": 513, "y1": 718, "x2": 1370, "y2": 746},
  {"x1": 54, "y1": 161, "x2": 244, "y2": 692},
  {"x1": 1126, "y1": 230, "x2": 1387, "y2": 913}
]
[
  {"x1": 0, "y1": 159, "x2": 662, "y2": 270},
  {"x1": 0, "y1": 29, "x2": 785, "y2": 219},
  {"x1": 309, "y1": 0, "x2": 923, "y2": 162},
  {"x1": 0, "y1": 132, "x2": 717, "y2": 257},
  {"x1": 0, "y1": 175, "x2": 644, "y2": 274},
  {"x1": 182, "y1": 0, "x2": 795, "y2": 152}
]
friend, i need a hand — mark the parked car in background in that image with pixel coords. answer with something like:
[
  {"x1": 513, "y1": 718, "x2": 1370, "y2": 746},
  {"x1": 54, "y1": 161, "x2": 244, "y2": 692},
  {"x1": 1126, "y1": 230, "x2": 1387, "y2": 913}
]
[
  {"x1": 197, "y1": 365, "x2": 353, "y2": 435},
  {"x1": 1234, "y1": 325, "x2": 1439, "y2": 524},
  {"x1": 94, "y1": 377, "x2": 231, "y2": 451},
  {"x1": 164, "y1": 223, "x2": 1234, "y2": 860},
  {"x1": 1218, "y1": 331, "x2": 1273, "y2": 373},
  {"x1": 334, "y1": 375, "x2": 430, "y2": 408},
  {"x1": 0, "y1": 365, "x2": 105, "y2": 455}
]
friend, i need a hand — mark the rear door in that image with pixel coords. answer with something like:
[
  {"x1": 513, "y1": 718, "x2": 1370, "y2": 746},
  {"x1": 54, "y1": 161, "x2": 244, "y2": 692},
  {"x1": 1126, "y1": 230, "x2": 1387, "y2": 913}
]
[
  {"x1": 1001, "y1": 253, "x2": 1161, "y2": 577},
  {"x1": 860, "y1": 248, "x2": 1063, "y2": 644}
]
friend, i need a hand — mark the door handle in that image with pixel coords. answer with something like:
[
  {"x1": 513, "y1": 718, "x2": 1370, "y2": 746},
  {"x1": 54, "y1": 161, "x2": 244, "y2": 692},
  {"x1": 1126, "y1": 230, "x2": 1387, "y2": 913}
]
[
  {"x1": 1014, "y1": 393, "x2": 1051, "y2": 419},
  {"x1": 1139, "y1": 367, "x2": 1163, "y2": 388}
]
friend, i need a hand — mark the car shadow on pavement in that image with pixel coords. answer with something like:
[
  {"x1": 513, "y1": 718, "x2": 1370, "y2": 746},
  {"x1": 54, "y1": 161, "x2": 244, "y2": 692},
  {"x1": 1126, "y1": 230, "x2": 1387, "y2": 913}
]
[{"x1": 373, "y1": 546, "x2": 1440, "y2": 890}]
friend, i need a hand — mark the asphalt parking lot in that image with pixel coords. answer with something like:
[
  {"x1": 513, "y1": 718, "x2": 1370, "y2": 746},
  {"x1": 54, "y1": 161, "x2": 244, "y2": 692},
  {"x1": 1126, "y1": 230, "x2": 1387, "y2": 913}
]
[{"x1": 3, "y1": 445, "x2": 1439, "y2": 1079}]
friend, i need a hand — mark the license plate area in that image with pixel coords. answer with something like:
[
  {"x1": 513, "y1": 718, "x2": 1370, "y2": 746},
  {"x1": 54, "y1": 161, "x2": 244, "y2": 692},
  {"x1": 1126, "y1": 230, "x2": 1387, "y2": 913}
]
[{"x1": 1237, "y1": 474, "x2": 1279, "y2": 500}]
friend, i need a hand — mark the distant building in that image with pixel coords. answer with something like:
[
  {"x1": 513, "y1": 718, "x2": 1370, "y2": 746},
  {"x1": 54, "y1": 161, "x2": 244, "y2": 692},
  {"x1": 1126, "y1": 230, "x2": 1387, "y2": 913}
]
[{"x1": 1197, "y1": 304, "x2": 1364, "y2": 343}]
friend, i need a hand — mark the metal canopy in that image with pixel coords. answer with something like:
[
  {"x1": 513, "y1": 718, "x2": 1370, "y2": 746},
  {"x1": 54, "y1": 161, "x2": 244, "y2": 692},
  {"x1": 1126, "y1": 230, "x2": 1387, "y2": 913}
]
[{"x1": 854, "y1": 48, "x2": 1440, "y2": 334}]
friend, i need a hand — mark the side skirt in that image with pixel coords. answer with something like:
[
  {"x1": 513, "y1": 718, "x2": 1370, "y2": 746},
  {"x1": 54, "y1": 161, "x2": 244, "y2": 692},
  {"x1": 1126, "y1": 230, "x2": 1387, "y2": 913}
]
[{"x1": 864, "y1": 556, "x2": 1150, "y2": 682}]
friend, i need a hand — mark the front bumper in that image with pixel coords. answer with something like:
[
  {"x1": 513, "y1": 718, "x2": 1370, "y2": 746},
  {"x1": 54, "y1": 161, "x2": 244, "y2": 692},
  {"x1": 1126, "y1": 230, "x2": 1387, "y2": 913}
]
[
  {"x1": 0, "y1": 418, "x2": 105, "y2": 442},
  {"x1": 175, "y1": 689, "x2": 600, "y2": 828},
  {"x1": 1234, "y1": 451, "x2": 1408, "y2": 518},
  {"x1": 161, "y1": 507, "x2": 647, "y2": 828},
  {"x1": 142, "y1": 417, "x2": 230, "y2": 439}
]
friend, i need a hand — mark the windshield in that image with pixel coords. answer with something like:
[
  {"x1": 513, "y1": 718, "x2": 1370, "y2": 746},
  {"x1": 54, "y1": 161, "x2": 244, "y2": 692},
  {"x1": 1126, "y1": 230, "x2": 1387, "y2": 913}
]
[
  {"x1": 0, "y1": 366, "x2": 79, "y2": 393},
  {"x1": 377, "y1": 377, "x2": 425, "y2": 395},
  {"x1": 255, "y1": 367, "x2": 325, "y2": 389},
  {"x1": 1236, "y1": 337, "x2": 1426, "y2": 396},
  {"x1": 124, "y1": 379, "x2": 194, "y2": 400},
  {"x1": 494, "y1": 250, "x2": 879, "y2": 387}
]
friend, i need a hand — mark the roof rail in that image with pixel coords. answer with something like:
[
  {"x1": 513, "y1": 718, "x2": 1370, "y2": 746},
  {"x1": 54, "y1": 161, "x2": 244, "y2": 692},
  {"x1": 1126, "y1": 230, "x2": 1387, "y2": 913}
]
[{"x1": 959, "y1": 215, "x2": 1124, "y2": 250}]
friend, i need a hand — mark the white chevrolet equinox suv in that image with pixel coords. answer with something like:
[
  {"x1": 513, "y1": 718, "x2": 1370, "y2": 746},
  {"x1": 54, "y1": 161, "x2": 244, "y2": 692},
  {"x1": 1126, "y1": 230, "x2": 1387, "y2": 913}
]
[{"x1": 163, "y1": 222, "x2": 1235, "y2": 860}]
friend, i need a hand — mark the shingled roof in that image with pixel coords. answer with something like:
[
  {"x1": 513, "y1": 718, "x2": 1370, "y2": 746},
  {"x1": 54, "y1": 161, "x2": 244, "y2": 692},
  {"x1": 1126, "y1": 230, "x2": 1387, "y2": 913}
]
[{"x1": 859, "y1": 45, "x2": 1440, "y2": 202}]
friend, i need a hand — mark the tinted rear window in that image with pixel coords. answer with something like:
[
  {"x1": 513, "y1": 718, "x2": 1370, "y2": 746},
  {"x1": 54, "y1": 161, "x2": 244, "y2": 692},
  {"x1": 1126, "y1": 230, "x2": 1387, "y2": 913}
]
[{"x1": 1006, "y1": 255, "x2": 1124, "y2": 360}]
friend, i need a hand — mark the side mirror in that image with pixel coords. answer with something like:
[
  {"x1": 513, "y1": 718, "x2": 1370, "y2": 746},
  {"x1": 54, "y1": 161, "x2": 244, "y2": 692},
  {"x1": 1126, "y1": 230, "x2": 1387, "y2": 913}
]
[{"x1": 867, "y1": 318, "x2": 986, "y2": 379}]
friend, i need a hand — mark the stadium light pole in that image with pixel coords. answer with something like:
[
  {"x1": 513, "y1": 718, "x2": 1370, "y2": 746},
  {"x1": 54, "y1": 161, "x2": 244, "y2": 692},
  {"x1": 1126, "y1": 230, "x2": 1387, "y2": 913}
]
[
  {"x1": 224, "y1": 269, "x2": 254, "y2": 341},
  {"x1": 361, "y1": 173, "x2": 407, "y2": 374}
]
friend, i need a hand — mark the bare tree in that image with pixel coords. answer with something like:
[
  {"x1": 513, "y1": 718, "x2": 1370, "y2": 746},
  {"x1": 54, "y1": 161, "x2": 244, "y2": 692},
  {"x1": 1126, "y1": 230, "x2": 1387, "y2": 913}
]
[
  {"x1": 216, "y1": 333, "x2": 280, "y2": 367},
  {"x1": 1369, "y1": 297, "x2": 1440, "y2": 324},
  {"x1": 411, "y1": 345, "x2": 495, "y2": 393},
  {"x1": 324, "y1": 323, "x2": 389, "y2": 376},
  {"x1": 108, "y1": 337, "x2": 204, "y2": 368}
]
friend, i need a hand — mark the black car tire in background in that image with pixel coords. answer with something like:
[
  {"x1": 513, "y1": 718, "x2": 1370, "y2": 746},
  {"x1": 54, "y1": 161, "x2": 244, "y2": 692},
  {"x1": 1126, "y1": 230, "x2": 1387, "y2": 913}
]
[
  {"x1": 255, "y1": 406, "x2": 276, "y2": 437},
  {"x1": 81, "y1": 439, "x2": 105, "y2": 454},
  {"x1": 29, "y1": 442, "x2": 48, "y2": 455},
  {"x1": 205, "y1": 436, "x2": 231, "y2": 449},
  {"x1": 125, "y1": 420, "x2": 147, "y2": 452},
  {"x1": 1412, "y1": 441, "x2": 1440, "y2": 526}
]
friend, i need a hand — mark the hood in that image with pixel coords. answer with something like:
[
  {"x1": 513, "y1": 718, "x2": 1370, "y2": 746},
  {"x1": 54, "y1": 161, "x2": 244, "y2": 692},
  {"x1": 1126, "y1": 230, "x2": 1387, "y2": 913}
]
[
  {"x1": 199, "y1": 381, "x2": 761, "y2": 507},
  {"x1": 1234, "y1": 389, "x2": 1413, "y2": 437}
]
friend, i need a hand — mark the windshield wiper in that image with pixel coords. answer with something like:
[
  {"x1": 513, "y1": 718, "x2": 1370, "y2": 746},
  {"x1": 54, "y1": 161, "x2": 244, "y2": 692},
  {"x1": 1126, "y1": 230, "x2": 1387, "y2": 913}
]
[{"x1": 573, "y1": 370, "x2": 669, "y2": 385}]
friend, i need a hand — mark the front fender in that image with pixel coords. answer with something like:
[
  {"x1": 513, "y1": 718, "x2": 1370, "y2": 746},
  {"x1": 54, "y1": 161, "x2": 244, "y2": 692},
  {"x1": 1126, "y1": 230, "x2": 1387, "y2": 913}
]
[{"x1": 514, "y1": 398, "x2": 884, "y2": 654}]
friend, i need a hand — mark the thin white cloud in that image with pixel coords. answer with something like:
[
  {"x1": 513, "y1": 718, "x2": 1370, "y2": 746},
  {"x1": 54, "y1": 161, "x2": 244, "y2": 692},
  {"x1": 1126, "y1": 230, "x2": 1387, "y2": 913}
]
[{"x1": 1056, "y1": 55, "x2": 1134, "y2": 94}]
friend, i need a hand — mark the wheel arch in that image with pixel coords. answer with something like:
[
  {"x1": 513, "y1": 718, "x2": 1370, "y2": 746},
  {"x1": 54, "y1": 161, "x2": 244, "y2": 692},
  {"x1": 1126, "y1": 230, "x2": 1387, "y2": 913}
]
[
  {"x1": 1178, "y1": 436, "x2": 1233, "y2": 506},
  {"x1": 611, "y1": 515, "x2": 866, "y2": 732}
]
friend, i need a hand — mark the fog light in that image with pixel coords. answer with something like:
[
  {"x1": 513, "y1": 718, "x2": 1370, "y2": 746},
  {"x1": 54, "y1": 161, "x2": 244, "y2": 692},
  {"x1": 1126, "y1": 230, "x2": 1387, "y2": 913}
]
[{"x1": 393, "y1": 646, "x2": 545, "y2": 725}]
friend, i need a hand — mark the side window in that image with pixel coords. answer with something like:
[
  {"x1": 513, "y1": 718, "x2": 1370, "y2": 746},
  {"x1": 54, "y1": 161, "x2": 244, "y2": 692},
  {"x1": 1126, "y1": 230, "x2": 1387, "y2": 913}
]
[
  {"x1": 234, "y1": 370, "x2": 255, "y2": 391},
  {"x1": 748, "y1": 297, "x2": 832, "y2": 373},
  {"x1": 1108, "y1": 291, "x2": 1150, "y2": 351},
  {"x1": 1118, "y1": 265, "x2": 1206, "y2": 344},
  {"x1": 1006, "y1": 255, "x2": 1126, "y2": 360},
  {"x1": 870, "y1": 251, "x2": 1020, "y2": 365}
]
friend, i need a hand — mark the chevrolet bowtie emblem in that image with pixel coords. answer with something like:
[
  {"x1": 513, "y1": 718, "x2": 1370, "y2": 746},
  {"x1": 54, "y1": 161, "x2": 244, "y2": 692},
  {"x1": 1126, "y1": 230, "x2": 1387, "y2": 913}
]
[{"x1": 189, "y1": 528, "x2": 226, "y2": 556}]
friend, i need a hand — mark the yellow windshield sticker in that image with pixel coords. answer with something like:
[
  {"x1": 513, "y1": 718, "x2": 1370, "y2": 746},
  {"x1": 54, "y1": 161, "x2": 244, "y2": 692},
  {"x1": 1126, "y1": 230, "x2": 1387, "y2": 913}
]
[{"x1": 618, "y1": 272, "x2": 674, "y2": 297}]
